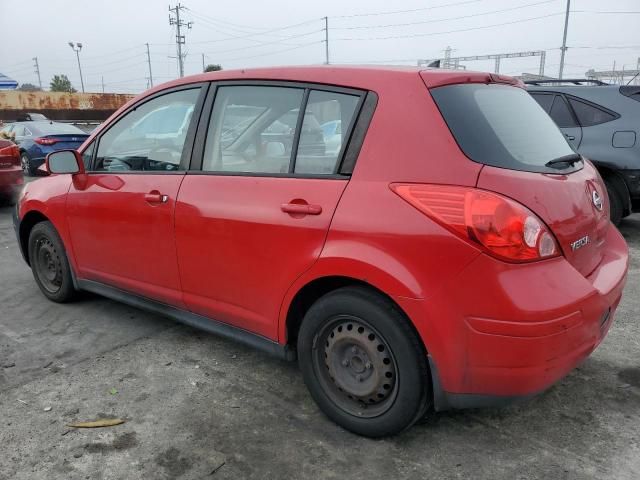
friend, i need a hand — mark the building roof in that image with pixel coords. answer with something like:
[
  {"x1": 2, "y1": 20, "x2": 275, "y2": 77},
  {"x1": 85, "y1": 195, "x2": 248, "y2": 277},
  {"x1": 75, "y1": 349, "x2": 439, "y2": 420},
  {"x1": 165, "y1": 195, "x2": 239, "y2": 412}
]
[{"x1": 0, "y1": 73, "x2": 18, "y2": 89}]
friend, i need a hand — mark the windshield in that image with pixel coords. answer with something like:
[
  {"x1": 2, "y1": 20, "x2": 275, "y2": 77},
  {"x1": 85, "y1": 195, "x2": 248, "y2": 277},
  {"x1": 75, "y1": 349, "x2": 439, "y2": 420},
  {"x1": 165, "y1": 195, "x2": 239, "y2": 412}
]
[{"x1": 431, "y1": 83, "x2": 578, "y2": 173}]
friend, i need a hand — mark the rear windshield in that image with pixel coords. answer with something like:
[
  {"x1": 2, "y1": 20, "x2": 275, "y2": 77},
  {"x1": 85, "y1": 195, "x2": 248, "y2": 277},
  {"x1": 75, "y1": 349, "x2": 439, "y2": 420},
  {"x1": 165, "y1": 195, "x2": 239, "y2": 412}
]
[
  {"x1": 431, "y1": 84, "x2": 578, "y2": 173},
  {"x1": 32, "y1": 122, "x2": 85, "y2": 135}
]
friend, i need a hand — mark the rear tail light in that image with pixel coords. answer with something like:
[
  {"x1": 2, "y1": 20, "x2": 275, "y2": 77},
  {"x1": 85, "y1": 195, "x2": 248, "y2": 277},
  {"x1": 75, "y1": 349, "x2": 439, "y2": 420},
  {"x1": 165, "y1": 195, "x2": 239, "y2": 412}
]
[
  {"x1": 34, "y1": 137, "x2": 58, "y2": 145},
  {"x1": 0, "y1": 143, "x2": 20, "y2": 167},
  {"x1": 390, "y1": 184, "x2": 559, "y2": 262}
]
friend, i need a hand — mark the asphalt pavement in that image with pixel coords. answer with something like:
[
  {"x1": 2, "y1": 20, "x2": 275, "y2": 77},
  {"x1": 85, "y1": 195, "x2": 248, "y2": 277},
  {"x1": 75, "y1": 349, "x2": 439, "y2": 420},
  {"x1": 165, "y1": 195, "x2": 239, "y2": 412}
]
[{"x1": 0, "y1": 200, "x2": 638, "y2": 480}]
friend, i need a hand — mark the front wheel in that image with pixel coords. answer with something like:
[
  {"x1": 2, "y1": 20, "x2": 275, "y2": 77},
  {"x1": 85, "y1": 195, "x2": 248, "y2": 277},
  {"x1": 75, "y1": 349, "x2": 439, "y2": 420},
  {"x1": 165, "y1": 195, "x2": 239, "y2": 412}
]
[
  {"x1": 28, "y1": 221, "x2": 77, "y2": 303},
  {"x1": 297, "y1": 286, "x2": 430, "y2": 437}
]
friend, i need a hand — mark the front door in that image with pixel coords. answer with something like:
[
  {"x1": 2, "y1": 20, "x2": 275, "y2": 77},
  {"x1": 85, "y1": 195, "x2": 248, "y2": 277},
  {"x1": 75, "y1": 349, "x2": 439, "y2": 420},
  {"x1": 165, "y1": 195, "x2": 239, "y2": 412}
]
[
  {"x1": 175, "y1": 84, "x2": 363, "y2": 339},
  {"x1": 66, "y1": 86, "x2": 204, "y2": 306}
]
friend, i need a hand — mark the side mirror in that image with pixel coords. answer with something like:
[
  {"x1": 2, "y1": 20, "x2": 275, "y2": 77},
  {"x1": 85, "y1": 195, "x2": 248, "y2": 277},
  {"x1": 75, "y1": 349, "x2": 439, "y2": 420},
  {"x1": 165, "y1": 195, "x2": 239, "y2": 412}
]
[{"x1": 45, "y1": 150, "x2": 85, "y2": 175}]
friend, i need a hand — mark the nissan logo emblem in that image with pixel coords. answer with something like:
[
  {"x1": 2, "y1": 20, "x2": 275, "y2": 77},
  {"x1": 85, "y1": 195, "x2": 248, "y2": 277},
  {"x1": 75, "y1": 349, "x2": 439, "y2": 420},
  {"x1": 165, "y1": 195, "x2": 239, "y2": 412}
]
[{"x1": 592, "y1": 190, "x2": 603, "y2": 211}]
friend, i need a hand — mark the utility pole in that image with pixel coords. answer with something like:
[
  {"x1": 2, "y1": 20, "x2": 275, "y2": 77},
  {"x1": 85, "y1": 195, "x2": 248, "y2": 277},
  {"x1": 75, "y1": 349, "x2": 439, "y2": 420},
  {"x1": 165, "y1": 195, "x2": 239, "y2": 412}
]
[
  {"x1": 101, "y1": 76, "x2": 105, "y2": 93},
  {"x1": 169, "y1": 3, "x2": 192, "y2": 78},
  {"x1": 202, "y1": 53, "x2": 205, "y2": 72},
  {"x1": 323, "y1": 16, "x2": 329, "y2": 64},
  {"x1": 68, "y1": 42, "x2": 85, "y2": 93},
  {"x1": 558, "y1": 0, "x2": 570, "y2": 79},
  {"x1": 145, "y1": 43, "x2": 154, "y2": 87},
  {"x1": 33, "y1": 57, "x2": 42, "y2": 90}
]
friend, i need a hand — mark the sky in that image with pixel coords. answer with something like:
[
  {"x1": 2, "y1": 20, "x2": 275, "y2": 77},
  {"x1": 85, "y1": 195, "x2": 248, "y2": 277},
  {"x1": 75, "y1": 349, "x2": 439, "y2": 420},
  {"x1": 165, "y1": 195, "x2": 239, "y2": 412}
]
[{"x1": 1, "y1": 0, "x2": 639, "y2": 93}]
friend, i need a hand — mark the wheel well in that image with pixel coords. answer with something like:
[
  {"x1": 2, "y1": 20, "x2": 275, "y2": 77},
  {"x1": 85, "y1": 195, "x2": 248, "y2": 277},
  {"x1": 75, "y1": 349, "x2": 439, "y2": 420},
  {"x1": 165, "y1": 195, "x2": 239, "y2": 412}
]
[
  {"x1": 597, "y1": 166, "x2": 631, "y2": 216},
  {"x1": 19, "y1": 211, "x2": 49, "y2": 265},
  {"x1": 285, "y1": 276, "x2": 424, "y2": 354}
]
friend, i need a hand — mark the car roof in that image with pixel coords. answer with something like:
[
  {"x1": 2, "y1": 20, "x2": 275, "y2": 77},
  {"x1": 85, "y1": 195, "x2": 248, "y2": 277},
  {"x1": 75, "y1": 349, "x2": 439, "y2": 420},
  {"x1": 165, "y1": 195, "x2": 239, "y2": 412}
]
[{"x1": 144, "y1": 65, "x2": 518, "y2": 94}]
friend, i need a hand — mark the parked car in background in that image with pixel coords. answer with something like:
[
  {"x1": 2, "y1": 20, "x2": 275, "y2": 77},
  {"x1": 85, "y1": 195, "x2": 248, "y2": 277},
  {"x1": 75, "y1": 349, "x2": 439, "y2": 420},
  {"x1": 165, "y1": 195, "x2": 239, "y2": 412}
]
[
  {"x1": 526, "y1": 79, "x2": 640, "y2": 224},
  {"x1": 15, "y1": 67, "x2": 628, "y2": 437},
  {"x1": 321, "y1": 120, "x2": 342, "y2": 155},
  {"x1": 0, "y1": 121, "x2": 89, "y2": 176},
  {"x1": 0, "y1": 138, "x2": 23, "y2": 204}
]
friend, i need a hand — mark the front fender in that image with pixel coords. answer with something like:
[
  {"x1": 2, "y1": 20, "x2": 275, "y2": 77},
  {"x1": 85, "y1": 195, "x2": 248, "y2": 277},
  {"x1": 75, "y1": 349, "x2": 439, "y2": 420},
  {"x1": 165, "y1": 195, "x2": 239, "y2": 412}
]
[{"x1": 18, "y1": 175, "x2": 75, "y2": 270}]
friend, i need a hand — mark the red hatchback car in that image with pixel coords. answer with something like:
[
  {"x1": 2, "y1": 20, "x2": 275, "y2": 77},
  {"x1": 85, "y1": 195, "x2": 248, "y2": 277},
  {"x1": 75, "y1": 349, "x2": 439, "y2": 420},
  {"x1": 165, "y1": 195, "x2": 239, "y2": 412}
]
[{"x1": 13, "y1": 66, "x2": 628, "y2": 437}]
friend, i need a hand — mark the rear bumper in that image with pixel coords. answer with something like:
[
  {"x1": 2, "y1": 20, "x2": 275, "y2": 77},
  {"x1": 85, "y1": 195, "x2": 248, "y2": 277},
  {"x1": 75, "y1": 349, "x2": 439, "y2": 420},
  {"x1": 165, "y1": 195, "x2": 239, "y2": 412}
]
[
  {"x1": 395, "y1": 224, "x2": 629, "y2": 410},
  {"x1": 0, "y1": 168, "x2": 24, "y2": 197}
]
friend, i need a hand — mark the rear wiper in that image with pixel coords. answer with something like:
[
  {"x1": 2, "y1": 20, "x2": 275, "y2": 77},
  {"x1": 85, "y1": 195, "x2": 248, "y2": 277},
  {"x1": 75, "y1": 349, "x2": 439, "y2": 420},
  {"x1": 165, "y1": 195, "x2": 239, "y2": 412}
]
[{"x1": 545, "y1": 153, "x2": 582, "y2": 168}]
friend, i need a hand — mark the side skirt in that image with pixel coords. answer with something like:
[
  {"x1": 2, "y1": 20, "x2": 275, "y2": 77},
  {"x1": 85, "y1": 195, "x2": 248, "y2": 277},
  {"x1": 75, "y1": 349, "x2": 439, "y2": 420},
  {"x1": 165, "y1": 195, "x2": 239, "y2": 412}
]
[{"x1": 77, "y1": 279, "x2": 296, "y2": 361}]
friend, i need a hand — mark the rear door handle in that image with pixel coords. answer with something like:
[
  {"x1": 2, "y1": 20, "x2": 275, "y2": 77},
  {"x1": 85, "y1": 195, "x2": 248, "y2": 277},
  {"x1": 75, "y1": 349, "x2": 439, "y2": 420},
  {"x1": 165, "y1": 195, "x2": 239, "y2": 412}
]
[
  {"x1": 144, "y1": 191, "x2": 169, "y2": 204},
  {"x1": 565, "y1": 134, "x2": 575, "y2": 141},
  {"x1": 281, "y1": 203, "x2": 322, "y2": 215}
]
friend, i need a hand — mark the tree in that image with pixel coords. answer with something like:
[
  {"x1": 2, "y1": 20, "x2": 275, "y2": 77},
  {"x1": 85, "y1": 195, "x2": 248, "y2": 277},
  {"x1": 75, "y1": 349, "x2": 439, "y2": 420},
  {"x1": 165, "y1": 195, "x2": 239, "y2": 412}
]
[
  {"x1": 18, "y1": 83, "x2": 41, "y2": 91},
  {"x1": 50, "y1": 75, "x2": 76, "y2": 93},
  {"x1": 204, "y1": 64, "x2": 223, "y2": 73}
]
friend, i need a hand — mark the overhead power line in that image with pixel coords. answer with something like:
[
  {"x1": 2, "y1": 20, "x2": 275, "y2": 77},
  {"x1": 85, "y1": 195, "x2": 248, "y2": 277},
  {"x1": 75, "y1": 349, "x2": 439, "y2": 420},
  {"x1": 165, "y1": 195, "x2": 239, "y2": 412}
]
[
  {"x1": 331, "y1": 0, "x2": 557, "y2": 30},
  {"x1": 335, "y1": 12, "x2": 566, "y2": 41},
  {"x1": 333, "y1": 0, "x2": 482, "y2": 18}
]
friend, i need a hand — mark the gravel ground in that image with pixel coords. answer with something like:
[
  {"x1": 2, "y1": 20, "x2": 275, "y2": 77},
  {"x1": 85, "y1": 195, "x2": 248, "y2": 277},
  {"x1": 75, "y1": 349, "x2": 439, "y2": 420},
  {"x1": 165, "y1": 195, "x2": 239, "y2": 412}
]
[{"x1": 0, "y1": 201, "x2": 638, "y2": 480}]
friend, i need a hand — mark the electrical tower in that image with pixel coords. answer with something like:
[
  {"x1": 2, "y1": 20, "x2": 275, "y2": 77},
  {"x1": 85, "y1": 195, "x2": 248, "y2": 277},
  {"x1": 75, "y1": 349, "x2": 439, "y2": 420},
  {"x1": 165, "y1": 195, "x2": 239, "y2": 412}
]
[
  {"x1": 33, "y1": 57, "x2": 42, "y2": 90},
  {"x1": 169, "y1": 3, "x2": 192, "y2": 78}
]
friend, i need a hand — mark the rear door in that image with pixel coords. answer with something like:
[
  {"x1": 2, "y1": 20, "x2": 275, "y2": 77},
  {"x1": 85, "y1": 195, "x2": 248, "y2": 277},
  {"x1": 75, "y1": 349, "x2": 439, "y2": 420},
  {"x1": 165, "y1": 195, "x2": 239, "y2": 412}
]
[
  {"x1": 175, "y1": 82, "x2": 363, "y2": 339},
  {"x1": 432, "y1": 83, "x2": 609, "y2": 277},
  {"x1": 66, "y1": 85, "x2": 206, "y2": 306}
]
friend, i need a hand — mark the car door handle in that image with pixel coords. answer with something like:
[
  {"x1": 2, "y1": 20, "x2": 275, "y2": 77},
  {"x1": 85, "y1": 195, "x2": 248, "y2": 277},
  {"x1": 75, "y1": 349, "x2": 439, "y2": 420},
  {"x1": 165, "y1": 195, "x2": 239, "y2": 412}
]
[
  {"x1": 144, "y1": 191, "x2": 169, "y2": 204},
  {"x1": 565, "y1": 134, "x2": 575, "y2": 141},
  {"x1": 281, "y1": 203, "x2": 322, "y2": 215}
]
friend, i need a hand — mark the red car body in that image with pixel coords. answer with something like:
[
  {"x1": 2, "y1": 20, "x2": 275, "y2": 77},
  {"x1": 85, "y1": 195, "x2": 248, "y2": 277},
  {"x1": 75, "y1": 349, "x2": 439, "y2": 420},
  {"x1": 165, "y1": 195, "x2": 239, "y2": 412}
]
[
  {"x1": 14, "y1": 66, "x2": 628, "y2": 411},
  {"x1": 0, "y1": 139, "x2": 23, "y2": 203}
]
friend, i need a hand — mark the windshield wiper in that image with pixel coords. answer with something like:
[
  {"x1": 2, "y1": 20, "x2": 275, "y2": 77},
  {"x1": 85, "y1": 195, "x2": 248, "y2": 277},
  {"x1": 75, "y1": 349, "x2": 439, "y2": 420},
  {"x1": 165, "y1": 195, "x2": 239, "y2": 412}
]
[{"x1": 545, "y1": 153, "x2": 582, "y2": 169}]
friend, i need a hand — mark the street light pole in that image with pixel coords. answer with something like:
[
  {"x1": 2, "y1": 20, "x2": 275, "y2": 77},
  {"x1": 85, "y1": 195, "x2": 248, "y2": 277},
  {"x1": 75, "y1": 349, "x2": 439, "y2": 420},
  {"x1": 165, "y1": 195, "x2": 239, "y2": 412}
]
[{"x1": 68, "y1": 42, "x2": 85, "y2": 93}]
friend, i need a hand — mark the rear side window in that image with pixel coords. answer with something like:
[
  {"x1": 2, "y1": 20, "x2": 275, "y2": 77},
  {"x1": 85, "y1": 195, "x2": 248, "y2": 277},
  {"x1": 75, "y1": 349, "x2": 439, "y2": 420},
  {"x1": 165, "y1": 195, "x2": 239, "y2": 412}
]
[
  {"x1": 431, "y1": 84, "x2": 576, "y2": 173},
  {"x1": 295, "y1": 90, "x2": 359, "y2": 174},
  {"x1": 567, "y1": 97, "x2": 617, "y2": 126}
]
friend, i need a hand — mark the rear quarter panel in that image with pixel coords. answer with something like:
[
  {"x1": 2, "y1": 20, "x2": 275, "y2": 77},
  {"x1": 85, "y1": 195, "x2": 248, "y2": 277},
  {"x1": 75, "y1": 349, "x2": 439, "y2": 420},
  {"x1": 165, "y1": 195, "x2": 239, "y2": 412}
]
[{"x1": 279, "y1": 72, "x2": 484, "y2": 343}]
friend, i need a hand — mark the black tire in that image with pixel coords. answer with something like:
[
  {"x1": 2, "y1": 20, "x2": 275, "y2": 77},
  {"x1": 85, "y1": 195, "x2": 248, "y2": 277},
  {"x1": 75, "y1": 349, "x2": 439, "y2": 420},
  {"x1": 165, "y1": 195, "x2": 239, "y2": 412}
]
[
  {"x1": 21, "y1": 152, "x2": 34, "y2": 176},
  {"x1": 297, "y1": 286, "x2": 430, "y2": 437},
  {"x1": 605, "y1": 179, "x2": 623, "y2": 226},
  {"x1": 28, "y1": 221, "x2": 77, "y2": 303}
]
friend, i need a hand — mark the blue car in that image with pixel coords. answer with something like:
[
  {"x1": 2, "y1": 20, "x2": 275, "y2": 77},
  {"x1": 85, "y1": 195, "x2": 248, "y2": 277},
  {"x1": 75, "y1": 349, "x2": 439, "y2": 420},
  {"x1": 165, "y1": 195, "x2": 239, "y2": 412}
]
[{"x1": 0, "y1": 121, "x2": 88, "y2": 176}]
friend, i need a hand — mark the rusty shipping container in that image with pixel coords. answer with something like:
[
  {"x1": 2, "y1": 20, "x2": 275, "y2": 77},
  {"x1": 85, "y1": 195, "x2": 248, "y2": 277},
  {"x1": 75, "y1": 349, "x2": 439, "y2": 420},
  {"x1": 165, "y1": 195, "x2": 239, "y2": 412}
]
[{"x1": 0, "y1": 91, "x2": 135, "y2": 122}]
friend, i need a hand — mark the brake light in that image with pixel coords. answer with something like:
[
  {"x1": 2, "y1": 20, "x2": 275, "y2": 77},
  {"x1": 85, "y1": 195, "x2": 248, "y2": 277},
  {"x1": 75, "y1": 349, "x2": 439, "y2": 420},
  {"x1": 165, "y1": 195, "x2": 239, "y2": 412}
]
[
  {"x1": 0, "y1": 143, "x2": 20, "y2": 166},
  {"x1": 34, "y1": 137, "x2": 57, "y2": 145},
  {"x1": 390, "y1": 184, "x2": 559, "y2": 262}
]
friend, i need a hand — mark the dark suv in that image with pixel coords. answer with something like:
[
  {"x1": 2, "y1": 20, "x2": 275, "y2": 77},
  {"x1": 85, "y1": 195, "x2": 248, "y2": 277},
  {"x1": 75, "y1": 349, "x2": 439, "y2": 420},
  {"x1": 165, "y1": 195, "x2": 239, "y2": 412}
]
[{"x1": 527, "y1": 80, "x2": 640, "y2": 224}]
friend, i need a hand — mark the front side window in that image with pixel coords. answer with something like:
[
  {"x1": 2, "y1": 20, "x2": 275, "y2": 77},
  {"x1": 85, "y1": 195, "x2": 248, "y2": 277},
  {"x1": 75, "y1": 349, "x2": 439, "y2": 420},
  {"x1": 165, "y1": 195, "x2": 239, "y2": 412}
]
[
  {"x1": 549, "y1": 95, "x2": 577, "y2": 128},
  {"x1": 94, "y1": 88, "x2": 199, "y2": 172},
  {"x1": 530, "y1": 92, "x2": 554, "y2": 113},
  {"x1": 203, "y1": 86, "x2": 304, "y2": 174},
  {"x1": 81, "y1": 141, "x2": 95, "y2": 170},
  {"x1": 295, "y1": 90, "x2": 359, "y2": 174}
]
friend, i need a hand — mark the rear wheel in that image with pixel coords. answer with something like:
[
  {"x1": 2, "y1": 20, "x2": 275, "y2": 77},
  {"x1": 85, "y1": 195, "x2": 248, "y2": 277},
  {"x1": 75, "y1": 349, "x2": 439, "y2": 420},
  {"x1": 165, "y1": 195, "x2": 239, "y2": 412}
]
[
  {"x1": 604, "y1": 179, "x2": 623, "y2": 226},
  {"x1": 28, "y1": 221, "x2": 76, "y2": 302},
  {"x1": 21, "y1": 153, "x2": 34, "y2": 176},
  {"x1": 297, "y1": 286, "x2": 430, "y2": 437}
]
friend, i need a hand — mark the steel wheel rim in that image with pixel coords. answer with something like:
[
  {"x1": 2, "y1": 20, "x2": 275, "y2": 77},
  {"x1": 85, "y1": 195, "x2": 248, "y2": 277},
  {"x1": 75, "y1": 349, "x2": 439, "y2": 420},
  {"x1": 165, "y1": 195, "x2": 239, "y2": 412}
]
[
  {"x1": 312, "y1": 315, "x2": 399, "y2": 418},
  {"x1": 34, "y1": 236, "x2": 63, "y2": 294}
]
